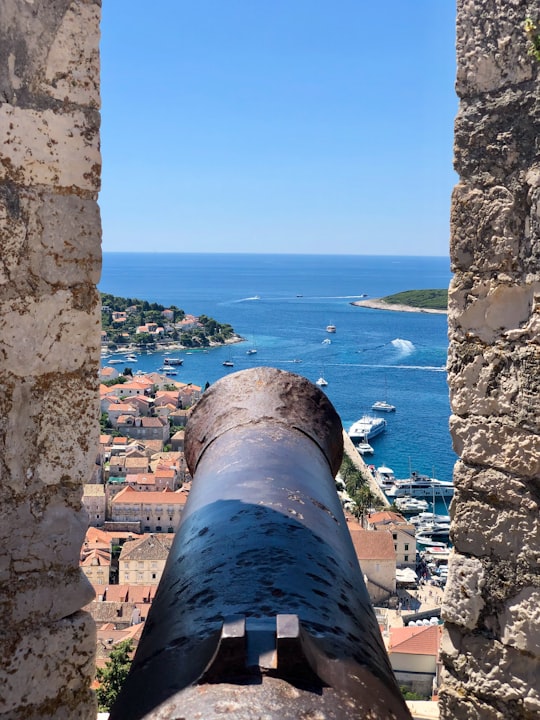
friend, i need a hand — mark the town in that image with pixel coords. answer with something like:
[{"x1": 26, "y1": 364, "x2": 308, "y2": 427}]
[{"x1": 87, "y1": 342, "x2": 446, "y2": 715}]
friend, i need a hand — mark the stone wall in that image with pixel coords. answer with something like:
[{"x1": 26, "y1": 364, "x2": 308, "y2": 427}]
[
  {"x1": 442, "y1": 1, "x2": 540, "y2": 717},
  {"x1": 0, "y1": 2, "x2": 101, "y2": 718}
]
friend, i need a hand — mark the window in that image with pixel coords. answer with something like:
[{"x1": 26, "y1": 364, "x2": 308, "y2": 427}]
[
  {"x1": 404, "y1": 544, "x2": 409, "y2": 551},
  {"x1": 152, "y1": 573, "x2": 156, "y2": 580},
  {"x1": 156, "y1": 526, "x2": 162, "y2": 532},
  {"x1": 404, "y1": 555, "x2": 409, "y2": 562},
  {"x1": 392, "y1": 533, "x2": 397, "y2": 540}
]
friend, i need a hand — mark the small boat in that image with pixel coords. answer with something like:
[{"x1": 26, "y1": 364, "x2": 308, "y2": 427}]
[
  {"x1": 164, "y1": 357, "x2": 183, "y2": 366},
  {"x1": 223, "y1": 360, "x2": 234, "y2": 367},
  {"x1": 108, "y1": 359, "x2": 124, "y2": 364},
  {"x1": 375, "y1": 465, "x2": 396, "y2": 490},
  {"x1": 326, "y1": 324, "x2": 336, "y2": 333},
  {"x1": 125, "y1": 355, "x2": 138, "y2": 362},
  {"x1": 163, "y1": 369, "x2": 178, "y2": 376},
  {"x1": 246, "y1": 348, "x2": 257, "y2": 355},
  {"x1": 371, "y1": 400, "x2": 396, "y2": 413},
  {"x1": 348, "y1": 415, "x2": 387, "y2": 441},
  {"x1": 322, "y1": 338, "x2": 331, "y2": 345},
  {"x1": 316, "y1": 377, "x2": 328, "y2": 387},
  {"x1": 394, "y1": 496, "x2": 429, "y2": 513},
  {"x1": 357, "y1": 441, "x2": 374, "y2": 456}
]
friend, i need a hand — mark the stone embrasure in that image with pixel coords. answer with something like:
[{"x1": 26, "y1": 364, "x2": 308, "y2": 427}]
[
  {"x1": 442, "y1": 0, "x2": 540, "y2": 718},
  {"x1": 0, "y1": 2, "x2": 101, "y2": 718}
]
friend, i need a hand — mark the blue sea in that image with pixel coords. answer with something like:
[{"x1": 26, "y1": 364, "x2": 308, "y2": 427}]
[{"x1": 100, "y1": 253, "x2": 457, "y2": 489}]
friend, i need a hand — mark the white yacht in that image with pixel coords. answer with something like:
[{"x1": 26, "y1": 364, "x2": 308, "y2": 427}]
[
  {"x1": 348, "y1": 415, "x2": 387, "y2": 441},
  {"x1": 316, "y1": 377, "x2": 328, "y2": 387},
  {"x1": 394, "y1": 496, "x2": 430, "y2": 512},
  {"x1": 385, "y1": 472, "x2": 454, "y2": 499},
  {"x1": 371, "y1": 400, "x2": 396, "y2": 413},
  {"x1": 356, "y1": 441, "x2": 374, "y2": 456},
  {"x1": 326, "y1": 324, "x2": 336, "y2": 333}
]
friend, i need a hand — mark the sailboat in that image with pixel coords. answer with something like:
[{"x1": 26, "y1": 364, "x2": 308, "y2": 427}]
[
  {"x1": 371, "y1": 377, "x2": 396, "y2": 412},
  {"x1": 316, "y1": 376, "x2": 328, "y2": 387}
]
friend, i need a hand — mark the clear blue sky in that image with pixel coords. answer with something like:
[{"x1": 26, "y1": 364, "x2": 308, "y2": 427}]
[{"x1": 100, "y1": 1, "x2": 457, "y2": 255}]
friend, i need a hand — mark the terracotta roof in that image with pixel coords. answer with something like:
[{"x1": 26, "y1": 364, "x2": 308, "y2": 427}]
[
  {"x1": 113, "y1": 437, "x2": 129, "y2": 446},
  {"x1": 105, "y1": 585, "x2": 130, "y2": 602},
  {"x1": 85, "y1": 527, "x2": 113, "y2": 546},
  {"x1": 389, "y1": 625, "x2": 442, "y2": 657},
  {"x1": 80, "y1": 549, "x2": 111, "y2": 567},
  {"x1": 348, "y1": 527, "x2": 396, "y2": 561},
  {"x1": 368, "y1": 511, "x2": 407, "y2": 525},
  {"x1": 127, "y1": 473, "x2": 157, "y2": 486}
]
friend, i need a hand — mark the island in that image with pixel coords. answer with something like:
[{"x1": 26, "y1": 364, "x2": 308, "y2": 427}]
[
  {"x1": 351, "y1": 289, "x2": 448, "y2": 314},
  {"x1": 101, "y1": 293, "x2": 243, "y2": 352}
]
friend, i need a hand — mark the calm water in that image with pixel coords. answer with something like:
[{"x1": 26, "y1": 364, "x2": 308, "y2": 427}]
[{"x1": 100, "y1": 253, "x2": 457, "y2": 486}]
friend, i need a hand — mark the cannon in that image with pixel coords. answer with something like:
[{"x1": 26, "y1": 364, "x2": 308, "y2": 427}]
[{"x1": 110, "y1": 367, "x2": 411, "y2": 719}]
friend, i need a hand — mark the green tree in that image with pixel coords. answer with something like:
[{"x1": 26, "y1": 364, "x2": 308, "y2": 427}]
[{"x1": 95, "y1": 639, "x2": 133, "y2": 711}]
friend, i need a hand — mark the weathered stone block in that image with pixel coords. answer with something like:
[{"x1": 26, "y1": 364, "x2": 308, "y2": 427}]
[
  {"x1": 493, "y1": 586, "x2": 540, "y2": 656},
  {"x1": 450, "y1": 183, "x2": 540, "y2": 275},
  {"x1": 0, "y1": 611, "x2": 96, "y2": 716},
  {"x1": 450, "y1": 416, "x2": 540, "y2": 478},
  {"x1": 441, "y1": 624, "x2": 540, "y2": 713},
  {"x1": 452, "y1": 462, "x2": 539, "y2": 512},
  {"x1": 42, "y1": 1, "x2": 101, "y2": 107},
  {"x1": 456, "y1": 0, "x2": 536, "y2": 97},
  {"x1": 448, "y1": 275, "x2": 540, "y2": 344},
  {"x1": 0, "y1": 105, "x2": 100, "y2": 191},
  {"x1": 442, "y1": 552, "x2": 485, "y2": 629},
  {"x1": 451, "y1": 496, "x2": 539, "y2": 562},
  {"x1": 0, "y1": 292, "x2": 100, "y2": 378},
  {"x1": 448, "y1": 341, "x2": 540, "y2": 429}
]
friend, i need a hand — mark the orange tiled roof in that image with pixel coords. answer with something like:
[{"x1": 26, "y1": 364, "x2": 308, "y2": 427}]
[
  {"x1": 348, "y1": 527, "x2": 396, "y2": 561},
  {"x1": 389, "y1": 625, "x2": 442, "y2": 657}
]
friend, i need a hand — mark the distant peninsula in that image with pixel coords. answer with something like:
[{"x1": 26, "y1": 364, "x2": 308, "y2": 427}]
[{"x1": 351, "y1": 289, "x2": 448, "y2": 314}]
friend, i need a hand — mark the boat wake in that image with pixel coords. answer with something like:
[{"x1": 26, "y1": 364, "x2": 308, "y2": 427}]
[{"x1": 391, "y1": 338, "x2": 415, "y2": 355}]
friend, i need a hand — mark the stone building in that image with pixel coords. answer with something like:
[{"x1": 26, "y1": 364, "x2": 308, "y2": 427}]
[{"x1": 117, "y1": 534, "x2": 174, "y2": 585}]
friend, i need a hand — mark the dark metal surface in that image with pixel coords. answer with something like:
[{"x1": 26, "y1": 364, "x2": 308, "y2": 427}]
[{"x1": 110, "y1": 368, "x2": 411, "y2": 719}]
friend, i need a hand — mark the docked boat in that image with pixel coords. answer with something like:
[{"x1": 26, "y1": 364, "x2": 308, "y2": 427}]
[
  {"x1": 164, "y1": 357, "x2": 183, "y2": 366},
  {"x1": 409, "y1": 511, "x2": 450, "y2": 527},
  {"x1": 348, "y1": 415, "x2": 387, "y2": 441},
  {"x1": 385, "y1": 472, "x2": 454, "y2": 499},
  {"x1": 416, "y1": 526, "x2": 450, "y2": 548},
  {"x1": 375, "y1": 465, "x2": 396, "y2": 490},
  {"x1": 316, "y1": 377, "x2": 328, "y2": 387},
  {"x1": 357, "y1": 441, "x2": 374, "y2": 456},
  {"x1": 394, "y1": 497, "x2": 429, "y2": 513},
  {"x1": 326, "y1": 324, "x2": 336, "y2": 333},
  {"x1": 108, "y1": 359, "x2": 124, "y2": 364},
  {"x1": 371, "y1": 400, "x2": 396, "y2": 413}
]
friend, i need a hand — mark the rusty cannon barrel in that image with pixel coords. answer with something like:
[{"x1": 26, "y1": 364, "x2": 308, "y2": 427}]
[{"x1": 110, "y1": 367, "x2": 411, "y2": 720}]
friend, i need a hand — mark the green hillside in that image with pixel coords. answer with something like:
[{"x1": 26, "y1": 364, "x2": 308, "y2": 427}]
[{"x1": 380, "y1": 289, "x2": 448, "y2": 310}]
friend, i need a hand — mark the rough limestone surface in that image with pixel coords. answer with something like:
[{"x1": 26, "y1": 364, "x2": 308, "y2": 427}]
[
  {"x1": 442, "y1": 0, "x2": 540, "y2": 717},
  {"x1": 0, "y1": 1, "x2": 101, "y2": 718}
]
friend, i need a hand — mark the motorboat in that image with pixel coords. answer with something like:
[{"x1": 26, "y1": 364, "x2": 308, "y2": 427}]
[
  {"x1": 357, "y1": 441, "x2": 374, "y2": 456},
  {"x1": 375, "y1": 465, "x2": 396, "y2": 488},
  {"x1": 108, "y1": 359, "x2": 124, "y2": 364},
  {"x1": 385, "y1": 472, "x2": 454, "y2": 499},
  {"x1": 393, "y1": 497, "x2": 429, "y2": 513},
  {"x1": 371, "y1": 400, "x2": 396, "y2": 412},
  {"x1": 322, "y1": 338, "x2": 332, "y2": 345},
  {"x1": 246, "y1": 348, "x2": 257, "y2": 355},
  {"x1": 223, "y1": 360, "x2": 234, "y2": 367},
  {"x1": 409, "y1": 511, "x2": 450, "y2": 527},
  {"x1": 316, "y1": 377, "x2": 328, "y2": 387},
  {"x1": 164, "y1": 357, "x2": 183, "y2": 366},
  {"x1": 348, "y1": 415, "x2": 387, "y2": 441},
  {"x1": 416, "y1": 526, "x2": 450, "y2": 547},
  {"x1": 326, "y1": 324, "x2": 336, "y2": 333}
]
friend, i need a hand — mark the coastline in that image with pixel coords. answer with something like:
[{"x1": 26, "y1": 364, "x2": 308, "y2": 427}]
[{"x1": 351, "y1": 299, "x2": 447, "y2": 315}]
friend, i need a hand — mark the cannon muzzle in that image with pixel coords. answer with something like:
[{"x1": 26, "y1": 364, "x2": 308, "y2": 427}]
[{"x1": 110, "y1": 367, "x2": 411, "y2": 719}]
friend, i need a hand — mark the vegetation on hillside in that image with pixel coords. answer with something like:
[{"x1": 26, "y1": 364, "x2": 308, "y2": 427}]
[
  {"x1": 380, "y1": 289, "x2": 448, "y2": 310},
  {"x1": 339, "y1": 452, "x2": 384, "y2": 517},
  {"x1": 101, "y1": 293, "x2": 236, "y2": 349}
]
